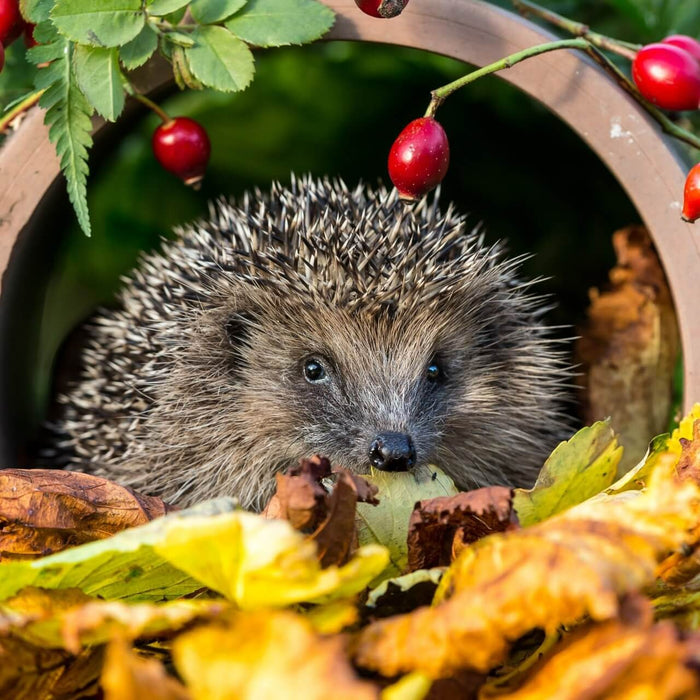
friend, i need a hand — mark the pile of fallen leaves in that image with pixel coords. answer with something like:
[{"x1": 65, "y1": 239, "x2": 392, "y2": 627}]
[{"x1": 3, "y1": 410, "x2": 700, "y2": 698}]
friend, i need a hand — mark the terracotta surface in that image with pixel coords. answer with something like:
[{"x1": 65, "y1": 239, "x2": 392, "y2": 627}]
[{"x1": 0, "y1": 0, "x2": 697, "y2": 422}]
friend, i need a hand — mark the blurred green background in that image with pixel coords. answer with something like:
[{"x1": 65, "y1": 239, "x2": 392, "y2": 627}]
[{"x1": 1, "y1": 0, "x2": 698, "y2": 448}]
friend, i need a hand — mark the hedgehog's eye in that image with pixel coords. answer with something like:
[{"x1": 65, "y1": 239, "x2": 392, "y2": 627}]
[
  {"x1": 426, "y1": 356, "x2": 444, "y2": 383},
  {"x1": 303, "y1": 358, "x2": 328, "y2": 384}
]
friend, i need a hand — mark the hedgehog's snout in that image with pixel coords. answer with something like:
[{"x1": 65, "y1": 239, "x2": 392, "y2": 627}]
[{"x1": 368, "y1": 431, "x2": 417, "y2": 472}]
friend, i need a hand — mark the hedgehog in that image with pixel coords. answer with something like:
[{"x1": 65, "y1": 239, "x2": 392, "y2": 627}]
[{"x1": 47, "y1": 176, "x2": 571, "y2": 510}]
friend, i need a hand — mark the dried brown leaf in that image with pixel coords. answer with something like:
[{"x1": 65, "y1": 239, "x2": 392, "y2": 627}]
[
  {"x1": 406, "y1": 487, "x2": 516, "y2": 571},
  {"x1": 0, "y1": 635, "x2": 104, "y2": 700},
  {"x1": 576, "y1": 225, "x2": 680, "y2": 473},
  {"x1": 0, "y1": 468, "x2": 171, "y2": 561},
  {"x1": 102, "y1": 638, "x2": 191, "y2": 700},
  {"x1": 263, "y1": 456, "x2": 378, "y2": 567}
]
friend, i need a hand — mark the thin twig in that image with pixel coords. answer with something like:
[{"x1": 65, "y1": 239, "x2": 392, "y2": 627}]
[
  {"x1": 512, "y1": 0, "x2": 641, "y2": 61},
  {"x1": 0, "y1": 91, "x2": 44, "y2": 133}
]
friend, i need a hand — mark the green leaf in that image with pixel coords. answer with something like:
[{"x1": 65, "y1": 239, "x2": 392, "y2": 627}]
[
  {"x1": 147, "y1": 0, "x2": 190, "y2": 14},
  {"x1": 190, "y1": 0, "x2": 247, "y2": 24},
  {"x1": 73, "y1": 46, "x2": 125, "y2": 122},
  {"x1": 0, "y1": 499, "x2": 388, "y2": 608},
  {"x1": 513, "y1": 421, "x2": 622, "y2": 528},
  {"x1": 186, "y1": 25, "x2": 254, "y2": 92},
  {"x1": 29, "y1": 28, "x2": 93, "y2": 237},
  {"x1": 51, "y1": 0, "x2": 145, "y2": 47},
  {"x1": 20, "y1": 0, "x2": 53, "y2": 23},
  {"x1": 225, "y1": 0, "x2": 334, "y2": 47},
  {"x1": 356, "y1": 466, "x2": 459, "y2": 580},
  {"x1": 119, "y1": 24, "x2": 158, "y2": 70}
]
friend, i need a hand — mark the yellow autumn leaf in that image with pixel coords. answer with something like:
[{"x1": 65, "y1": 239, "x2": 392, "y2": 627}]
[
  {"x1": 480, "y1": 599, "x2": 698, "y2": 699},
  {"x1": 0, "y1": 587, "x2": 228, "y2": 653},
  {"x1": 102, "y1": 638, "x2": 191, "y2": 700},
  {"x1": 0, "y1": 500, "x2": 389, "y2": 609},
  {"x1": 172, "y1": 609, "x2": 378, "y2": 700}
]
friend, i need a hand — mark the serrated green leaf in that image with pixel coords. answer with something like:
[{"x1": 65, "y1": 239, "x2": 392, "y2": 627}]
[
  {"x1": 51, "y1": 0, "x2": 145, "y2": 47},
  {"x1": 190, "y1": 0, "x2": 247, "y2": 24},
  {"x1": 29, "y1": 33, "x2": 93, "y2": 237},
  {"x1": 147, "y1": 0, "x2": 190, "y2": 14},
  {"x1": 225, "y1": 0, "x2": 334, "y2": 47},
  {"x1": 29, "y1": 17, "x2": 58, "y2": 44},
  {"x1": 20, "y1": 0, "x2": 53, "y2": 23},
  {"x1": 513, "y1": 421, "x2": 623, "y2": 528},
  {"x1": 73, "y1": 46, "x2": 125, "y2": 121},
  {"x1": 186, "y1": 25, "x2": 254, "y2": 92},
  {"x1": 356, "y1": 466, "x2": 459, "y2": 580},
  {"x1": 120, "y1": 24, "x2": 158, "y2": 69}
]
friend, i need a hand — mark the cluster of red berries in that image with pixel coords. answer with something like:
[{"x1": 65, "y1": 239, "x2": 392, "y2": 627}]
[
  {"x1": 0, "y1": 0, "x2": 36, "y2": 73},
  {"x1": 631, "y1": 35, "x2": 700, "y2": 223},
  {"x1": 632, "y1": 35, "x2": 700, "y2": 112}
]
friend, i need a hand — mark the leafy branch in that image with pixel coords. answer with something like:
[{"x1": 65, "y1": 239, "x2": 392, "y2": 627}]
[{"x1": 13, "y1": 0, "x2": 336, "y2": 235}]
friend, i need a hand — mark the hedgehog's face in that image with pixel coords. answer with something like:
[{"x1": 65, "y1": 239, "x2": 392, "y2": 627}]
[{"x1": 204, "y1": 288, "x2": 530, "y2": 492}]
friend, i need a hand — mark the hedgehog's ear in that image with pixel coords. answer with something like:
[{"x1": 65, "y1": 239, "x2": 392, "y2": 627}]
[{"x1": 225, "y1": 310, "x2": 256, "y2": 351}]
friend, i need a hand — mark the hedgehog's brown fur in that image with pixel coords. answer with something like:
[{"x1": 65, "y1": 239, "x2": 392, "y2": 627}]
[{"x1": 47, "y1": 176, "x2": 571, "y2": 509}]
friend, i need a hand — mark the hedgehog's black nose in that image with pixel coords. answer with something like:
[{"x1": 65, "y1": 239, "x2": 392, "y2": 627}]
[{"x1": 368, "y1": 432, "x2": 416, "y2": 472}]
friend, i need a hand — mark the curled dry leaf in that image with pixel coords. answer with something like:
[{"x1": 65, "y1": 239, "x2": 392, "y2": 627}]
[
  {"x1": 262, "y1": 456, "x2": 334, "y2": 531},
  {"x1": 102, "y1": 638, "x2": 191, "y2": 700},
  {"x1": 172, "y1": 610, "x2": 379, "y2": 700},
  {"x1": 0, "y1": 468, "x2": 171, "y2": 561},
  {"x1": 406, "y1": 486, "x2": 516, "y2": 572},
  {"x1": 481, "y1": 596, "x2": 700, "y2": 700},
  {"x1": 263, "y1": 456, "x2": 379, "y2": 567},
  {"x1": 351, "y1": 436, "x2": 700, "y2": 679},
  {"x1": 575, "y1": 225, "x2": 680, "y2": 473}
]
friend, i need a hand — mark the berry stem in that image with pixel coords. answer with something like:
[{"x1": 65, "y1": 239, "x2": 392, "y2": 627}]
[
  {"x1": 512, "y1": 0, "x2": 641, "y2": 61},
  {"x1": 130, "y1": 91, "x2": 172, "y2": 125},
  {"x1": 425, "y1": 38, "x2": 589, "y2": 117},
  {"x1": 582, "y1": 43, "x2": 700, "y2": 151},
  {"x1": 0, "y1": 90, "x2": 43, "y2": 133}
]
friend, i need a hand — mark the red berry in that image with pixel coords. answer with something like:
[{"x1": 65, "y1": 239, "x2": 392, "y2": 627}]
[
  {"x1": 0, "y1": 0, "x2": 21, "y2": 46},
  {"x1": 632, "y1": 43, "x2": 700, "y2": 111},
  {"x1": 388, "y1": 117, "x2": 449, "y2": 201},
  {"x1": 152, "y1": 117, "x2": 211, "y2": 187},
  {"x1": 663, "y1": 35, "x2": 700, "y2": 63},
  {"x1": 682, "y1": 163, "x2": 700, "y2": 223},
  {"x1": 354, "y1": 0, "x2": 408, "y2": 18}
]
